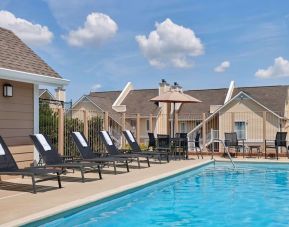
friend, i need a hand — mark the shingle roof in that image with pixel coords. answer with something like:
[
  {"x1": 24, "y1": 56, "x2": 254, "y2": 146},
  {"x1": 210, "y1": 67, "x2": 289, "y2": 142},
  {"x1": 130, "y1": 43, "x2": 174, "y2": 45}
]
[
  {"x1": 180, "y1": 85, "x2": 287, "y2": 115},
  {"x1": 87, "y1": 91, "x2": 122, "y2": 123},
  {"x1": 122, "y1": 89, "x2": 160, "y2": 115},
  {"x1": 84, "y1": 85, "x2": 288, "y2": 119},
  {"x1": 0, "y1": 27, "x2": 61, "y2": 78}
]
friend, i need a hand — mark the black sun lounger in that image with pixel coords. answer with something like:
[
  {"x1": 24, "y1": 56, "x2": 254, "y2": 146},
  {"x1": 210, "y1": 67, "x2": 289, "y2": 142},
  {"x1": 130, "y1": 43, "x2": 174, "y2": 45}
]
[
  {"x1": 122, "y1": 130, "x2": 170, "y2": 163},
  {"x1": 30, "y1": 134, "x2": 102, "y2": 182},
  {"x1": 71, "y1": 131, "x2": 130, "y2": 174},
  {"x1": 0, "y1": 136, "x2": 62, "y2": 193},
  {"x1": 99, "y1": 131, "x2": 151, "y2": 168}
]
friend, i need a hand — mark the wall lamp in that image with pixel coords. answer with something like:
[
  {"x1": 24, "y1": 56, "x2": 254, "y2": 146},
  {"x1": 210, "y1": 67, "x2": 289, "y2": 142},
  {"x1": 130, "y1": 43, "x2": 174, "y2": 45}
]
[{"x1": 3, "y1": 84, "x2": 13, "y2": 97}]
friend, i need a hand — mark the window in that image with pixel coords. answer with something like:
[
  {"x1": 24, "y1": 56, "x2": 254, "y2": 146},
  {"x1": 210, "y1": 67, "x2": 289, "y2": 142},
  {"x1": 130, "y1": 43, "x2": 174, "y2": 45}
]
[
  {"x1": 146, "y1": 119, "x2": 150, "y2": 131},
  {"x1": 180, "y1": 122, "x2": 186, "y2": 133},
  {"x1": 234, "y1": 121, "x2": 246, "y2": 140}
]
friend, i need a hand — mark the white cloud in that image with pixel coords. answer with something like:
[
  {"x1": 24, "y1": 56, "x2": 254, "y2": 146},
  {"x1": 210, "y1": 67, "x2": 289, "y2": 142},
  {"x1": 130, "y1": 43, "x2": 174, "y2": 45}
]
[
  {"x1": 0, "y1": 10, "x2": 53, "y2": 46},
  {"x1": 214, "y1": 61, "x2": 230, "y2": 73},
  {"x1": 64, "y1": 12, "x2": 118, "y2": 47},
  {"x1": 136, "y1": 18, "x2": 204, "y2": 68},
  {"x1": 91, "y1": 83, "x2": 102, "y2": 91},
  {"x1": 255, "y1": 57, "x2": 289, "y2": 78}
]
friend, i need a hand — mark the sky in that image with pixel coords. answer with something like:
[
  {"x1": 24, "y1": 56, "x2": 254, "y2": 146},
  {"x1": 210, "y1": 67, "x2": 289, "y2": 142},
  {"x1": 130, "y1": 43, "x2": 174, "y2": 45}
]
[{"x1": 1, "y1": 0, "x2": 289, "y2": 102}]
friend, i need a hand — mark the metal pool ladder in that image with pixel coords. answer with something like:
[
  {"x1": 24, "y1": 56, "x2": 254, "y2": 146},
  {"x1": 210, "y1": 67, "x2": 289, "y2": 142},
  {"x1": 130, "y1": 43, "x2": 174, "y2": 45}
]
[{"x1": 214, "y1": 139, "x2": 236, "y2": 169}]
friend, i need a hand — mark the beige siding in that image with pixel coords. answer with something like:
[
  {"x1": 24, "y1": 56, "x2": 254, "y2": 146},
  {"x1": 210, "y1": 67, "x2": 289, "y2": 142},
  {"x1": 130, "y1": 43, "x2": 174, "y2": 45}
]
[
  {"x1": 0, "y1": 80, "x2": 34, "y2": 170},
  {"x1": 219, "y1": 99, "x2": 281, "y2": 142}
]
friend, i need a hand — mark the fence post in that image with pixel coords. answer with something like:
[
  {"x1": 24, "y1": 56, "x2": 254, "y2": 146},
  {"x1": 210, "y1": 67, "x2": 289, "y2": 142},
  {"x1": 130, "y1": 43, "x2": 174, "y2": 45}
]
[
  {"x1": 231, "y1": 112, "x2": 235, "y2": 132},
  {"x1": 202, "y1": 113, "x2": 206, "y2": 150},
  {"x1": 122, "y1": 113, "x2": 126, "y2": 148},
  {"x1": 136, "y1": 113, "x2": 141, "y2": 144},
  {"x1": 58, "y1": 107, "x2": 64, "y2": 155},
  {"x1": 83, "y1": 110, "x2": 88, "y2": 138},
  {"x1": 263, "y1": 111, "x2": 267, "y2": 150},
  {"x1": 166, "y1": 103, "x2": 171, "y2": 135},
  {"x1": 149, "y1": 114, "x2": 153, "y2": 133},
  {"x1": 104, "y1": 112, "x2": 109, "y2": 131}
]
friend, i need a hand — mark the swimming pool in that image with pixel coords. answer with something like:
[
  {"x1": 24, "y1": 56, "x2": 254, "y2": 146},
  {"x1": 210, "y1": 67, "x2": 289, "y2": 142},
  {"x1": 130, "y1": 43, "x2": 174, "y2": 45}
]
[{"x1": 26, "y1": 162, "x2": 289, "y2": 226}]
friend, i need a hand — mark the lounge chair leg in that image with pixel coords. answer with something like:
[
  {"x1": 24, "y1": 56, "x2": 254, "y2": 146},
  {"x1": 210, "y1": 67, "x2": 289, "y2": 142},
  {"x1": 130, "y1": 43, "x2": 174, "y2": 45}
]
[
  {"x1": 31, "y1": 175, "x2": 36, "y2": 194},
  {"x1": 126, "y1": 160, "x2": 129, "y2": 172},
  {"x1": 276, "y1": 148, "x2": 279, "y2": 160},
  {"x1": 98, "y1": 165, "x2": 102, "y2": 179},
  {"x1": 57, "y1": 172, "x2": 62, "y2": 188},
  {"x1": 147, "y1": 157, "x2": 150, "y2": 167},
  {"x1": 137, "y1": 157, "x2": 140, "y2": 169},
  {"x1": 80, "y1": 168, "x2": 85, "y2": 183},
  {"x1": 113, "y1": 161, "x2": 117, "y2": 175}
]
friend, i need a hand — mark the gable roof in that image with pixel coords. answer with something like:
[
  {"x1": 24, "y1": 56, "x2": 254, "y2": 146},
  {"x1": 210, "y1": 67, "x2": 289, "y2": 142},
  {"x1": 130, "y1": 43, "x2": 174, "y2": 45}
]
[
  {"x1": 122, "y1": 89, "x2": 160, "y2": 115},
  {"x1": 0, "y1": 27, "x2": 61, "y2": 79},
  {"x1": 76, "y1": 85, "x2": 288, "y2": 121},
  {"x1": 180, "y1": 85, "x2": 287, "y2": 115}
]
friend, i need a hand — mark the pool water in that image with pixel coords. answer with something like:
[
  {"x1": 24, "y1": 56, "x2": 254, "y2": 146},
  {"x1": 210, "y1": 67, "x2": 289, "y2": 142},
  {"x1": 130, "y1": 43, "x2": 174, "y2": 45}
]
[{"x1": 30, "y1": 162, "x2": 289, "y2": 226}]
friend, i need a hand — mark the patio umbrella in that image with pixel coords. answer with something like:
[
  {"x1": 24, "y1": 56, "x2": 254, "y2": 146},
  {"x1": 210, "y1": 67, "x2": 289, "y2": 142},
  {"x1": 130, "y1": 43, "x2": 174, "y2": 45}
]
[{"x1": 150, "y1": 89, "x2": 201, "y2": 137}]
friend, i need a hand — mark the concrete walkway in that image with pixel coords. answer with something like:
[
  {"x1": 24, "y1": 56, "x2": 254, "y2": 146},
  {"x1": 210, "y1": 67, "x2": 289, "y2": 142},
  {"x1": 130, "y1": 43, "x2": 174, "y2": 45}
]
[{"x1": 0, "y1": 157, "x2": 212, "y2": 226}]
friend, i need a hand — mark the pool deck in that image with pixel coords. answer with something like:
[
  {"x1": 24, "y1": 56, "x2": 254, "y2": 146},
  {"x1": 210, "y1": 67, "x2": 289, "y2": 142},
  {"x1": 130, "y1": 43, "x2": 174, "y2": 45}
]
[{"x1": 1, "y1": 156, "x2": 289, "y2": 226}]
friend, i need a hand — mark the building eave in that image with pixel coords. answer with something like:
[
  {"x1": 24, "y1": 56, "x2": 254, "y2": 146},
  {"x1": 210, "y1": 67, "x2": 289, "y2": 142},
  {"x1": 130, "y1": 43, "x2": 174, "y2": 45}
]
[{"x1": 0, "y1": 67, "x2": 69, "y2": 87}]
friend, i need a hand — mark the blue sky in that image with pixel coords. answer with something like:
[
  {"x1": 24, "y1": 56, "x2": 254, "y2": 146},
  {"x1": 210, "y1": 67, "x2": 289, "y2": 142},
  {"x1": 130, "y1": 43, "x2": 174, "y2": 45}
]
[{"x1": 1, "y1": 0, "x2": 289, "y2": 102}]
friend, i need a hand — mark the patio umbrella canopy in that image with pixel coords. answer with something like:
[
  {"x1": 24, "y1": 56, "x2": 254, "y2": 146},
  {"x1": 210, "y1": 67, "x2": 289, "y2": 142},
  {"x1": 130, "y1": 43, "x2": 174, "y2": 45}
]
[{"x1": 150, "y1": 88, "x2": 202, "y2": 136}]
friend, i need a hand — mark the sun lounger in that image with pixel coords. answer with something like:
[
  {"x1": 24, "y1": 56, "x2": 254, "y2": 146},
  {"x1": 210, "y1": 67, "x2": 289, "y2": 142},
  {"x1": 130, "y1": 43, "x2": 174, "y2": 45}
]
[
  {"x1": 30, "y1": 134, "x2": 102, "y2": 182},
  {"x1": 123, "y1": 130, "x2": 170, "y2": 163},
  {"x1": 0, "y1": 136, "x2": 62, "y2": 193},
  {"x1": 71, "y1": 131, "x2": 130, "y2": 174},
  {"x1": 99, "y1": 131, "x2": 151, "y2": 168}
]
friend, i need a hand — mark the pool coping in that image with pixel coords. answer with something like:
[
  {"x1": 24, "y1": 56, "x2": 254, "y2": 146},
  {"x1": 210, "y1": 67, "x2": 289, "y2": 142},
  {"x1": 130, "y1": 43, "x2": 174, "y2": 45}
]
[{"x1": 4, "y1": 159, "x2": 213, "y2": 227}]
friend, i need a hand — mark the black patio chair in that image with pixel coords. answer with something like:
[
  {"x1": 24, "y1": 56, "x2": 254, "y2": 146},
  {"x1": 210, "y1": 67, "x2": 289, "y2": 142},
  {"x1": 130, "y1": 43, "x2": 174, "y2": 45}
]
[
  {"x1": 30, "y1": 134, "x2": 102, "y2": 182},
  {"x1": 224, "y1": 132, "x2": 245, "y2": 158},
  {"x1": 265, "y1": 132, "x2": 288, "y2": 160},
  {"x1": 0, "y1": 136, "x2": 62, "y2": 193},
  {"x1": 99, "y1": 131, "x2": 150, "y2": 168},
  {"x1": 71, "y1": 132, "x2": 129, "y2": 174},
  {"x1": 123, "y1": 130, "x2": 170, "y2": 163},
  {"x1": 148, "y1": 132, "x2": 156, "y2": 149},
  {"x1": 174, "y1": 133, "x2": 188, "y2": 159},
  {"x1": 188, "y1": 132, "x2": 203, "y2": 159}
]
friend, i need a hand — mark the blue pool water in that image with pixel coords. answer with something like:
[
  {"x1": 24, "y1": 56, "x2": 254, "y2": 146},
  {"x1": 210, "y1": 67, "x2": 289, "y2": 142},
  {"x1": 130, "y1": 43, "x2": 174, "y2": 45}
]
[{"x1": 28, "y1": 162, "x2": 289, "y2": 226}]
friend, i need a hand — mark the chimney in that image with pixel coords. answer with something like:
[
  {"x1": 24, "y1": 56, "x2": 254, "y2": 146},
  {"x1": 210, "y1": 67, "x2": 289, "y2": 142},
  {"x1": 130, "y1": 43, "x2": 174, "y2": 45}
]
[
  {"x1": 55, "y1": 87, "x2": 66, "y2": 102},
  {"x1": 171, "y1": 82, "x2": 182, "y2": 92},
  {"x1": 159, "y1": 79, "x2": 170, "y2": 95}
]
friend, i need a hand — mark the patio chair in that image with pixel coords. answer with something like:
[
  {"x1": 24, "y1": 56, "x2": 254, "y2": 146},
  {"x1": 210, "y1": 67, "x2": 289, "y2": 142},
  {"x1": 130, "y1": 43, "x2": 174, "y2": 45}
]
[
  {"x1": 0, "y1": 136, "x2": 62, "y2": 193},
  {"x1": 224, "y1": 132, "x2": 245, "y2": 158},
  {"x1": 99, "y1": 131, "x2": 150, "y2": 168},
  {"x1": 265, "y1": 132, "x2": 288, "y2": 160},
  {"x1": 188, "y1": 132, "x2": 203, "y2": 159},
  {"x1": 123, "y1": 130, "x2": 170, "y2": 163},
  {"x1": 174, "y1": 133, "x2": 188, "y2": 159},
  {"x1": 71, "y1": 132, "x2": 129, "y2": 174},
  {"x1": 30, "y1": 134, "x2": 102, "y2": 182},
  {"x1": 148, "y1": 132, "x2": 156, "y2": 150},
  {"x1": 156, "y1": 134, "x2": 171, "y2": 151}
]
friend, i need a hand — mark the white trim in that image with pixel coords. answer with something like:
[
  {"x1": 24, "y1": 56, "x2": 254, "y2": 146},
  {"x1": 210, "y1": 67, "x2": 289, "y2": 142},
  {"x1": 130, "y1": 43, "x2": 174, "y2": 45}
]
[
  {"x1": 33, "y1": 84, "x2": 40, "y2": 164},
  {"x1": 0, "y1": 67, "x2": 69, "y2": 87},
  {"x1": 224, "y1": 81, "x2": 235, "y2": 104},
  {"x1": 112, "y1": 82, "x2": 133, "y2": 112},
  {"x1": 39, "y1": 89, "x2": 55, "y2": 100}
]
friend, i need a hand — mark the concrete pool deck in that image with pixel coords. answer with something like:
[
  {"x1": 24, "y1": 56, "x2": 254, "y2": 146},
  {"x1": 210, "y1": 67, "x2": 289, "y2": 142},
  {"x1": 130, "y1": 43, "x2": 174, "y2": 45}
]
[{"x1": 1, "y1": 156, "x2": 289, "y2": 226}]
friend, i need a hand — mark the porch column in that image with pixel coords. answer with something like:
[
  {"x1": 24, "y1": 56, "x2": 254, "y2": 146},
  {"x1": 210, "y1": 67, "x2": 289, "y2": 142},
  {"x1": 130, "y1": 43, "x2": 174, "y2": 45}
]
[
  {"x1": 263, "y1": 111, "x2": 267, "y2": 150},
  {"x1": 202, "y1": 113, "x2": 206, "y2": 151},
  {"x1": 33, "y1": 84, "x2": 39, "y2": 164}
]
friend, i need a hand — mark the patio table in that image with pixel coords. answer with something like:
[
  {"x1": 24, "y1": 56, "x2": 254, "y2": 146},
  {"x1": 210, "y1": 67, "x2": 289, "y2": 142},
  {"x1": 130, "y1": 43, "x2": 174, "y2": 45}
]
[{"x1": 170, "y1": 137, "x2": 188, "y2": 160}]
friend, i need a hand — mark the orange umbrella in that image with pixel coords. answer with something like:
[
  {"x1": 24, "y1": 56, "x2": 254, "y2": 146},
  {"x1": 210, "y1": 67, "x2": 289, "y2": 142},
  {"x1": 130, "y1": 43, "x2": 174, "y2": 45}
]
[{"x1": 150, "y1": 89, "x2": 201, "y2": 136}]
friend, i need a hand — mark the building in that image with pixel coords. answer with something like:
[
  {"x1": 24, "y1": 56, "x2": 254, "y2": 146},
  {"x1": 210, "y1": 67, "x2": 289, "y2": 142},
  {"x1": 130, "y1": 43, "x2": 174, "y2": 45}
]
[
  {"x1": 72, "y1": 79, "x2": 289, "y2": 150},
  {"x1": 0, "y1": 27, "x2": 69, "y2": 167}
]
